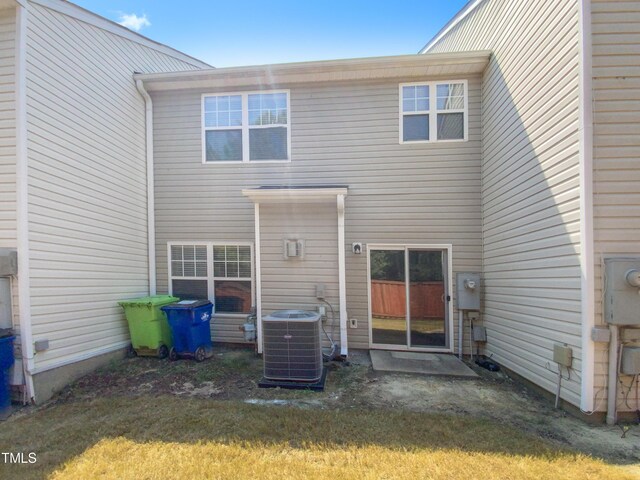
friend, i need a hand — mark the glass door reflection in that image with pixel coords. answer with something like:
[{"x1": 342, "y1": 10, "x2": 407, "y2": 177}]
[
  {"x1": 408, "y1": 250, "x2": 446, "y2": 348},
  {"x1": 370, "y1": 249, "x2": 407, "y2": 346}
]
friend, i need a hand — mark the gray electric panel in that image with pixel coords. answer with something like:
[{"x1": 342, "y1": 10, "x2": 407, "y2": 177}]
[
  {"x1": 621, "y1": 347, "x2": 640, "y2": 375},
  {"x1": 0, "y1": 249, "x2": 17, "y2": 277},
  {"x1": 0, "y1": 277, "x2": 11, "y2": 329},
  {"x1": 456, "y1": 272, "x2": 481, "y2": 310},
  {"x1": 604, "y1": 258, "x2": 640, "y2": 326}
]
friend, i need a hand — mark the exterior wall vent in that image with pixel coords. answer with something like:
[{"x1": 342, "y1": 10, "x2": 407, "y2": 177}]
[{"x1": 283, "y1": 239, "x2": 304, "y2": 259}]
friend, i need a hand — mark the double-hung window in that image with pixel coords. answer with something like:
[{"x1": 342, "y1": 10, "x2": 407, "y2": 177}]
[
  {"x1": 169, "y1": 243, "x2": 254, "y2": 315},
  {"x1": 400, "y1": 80, "x2": 467, "y2": 143},
  {"x1": 203, "y1": 90, "x2": 290, "y2": 163}
]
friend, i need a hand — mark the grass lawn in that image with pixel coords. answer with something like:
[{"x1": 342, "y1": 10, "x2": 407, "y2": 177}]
[{"x1": 0, "y1": 396, "x2": 636, "y2": 480}]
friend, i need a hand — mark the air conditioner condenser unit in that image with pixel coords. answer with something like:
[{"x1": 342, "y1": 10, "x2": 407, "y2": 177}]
[{"x1": 262, "y1": 310, "x2": 322, "y2": 382}]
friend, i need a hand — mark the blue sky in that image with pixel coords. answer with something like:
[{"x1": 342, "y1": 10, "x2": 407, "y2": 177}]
[{"x1": 73, "y1": 1, "x2": 468, "y2": 67}]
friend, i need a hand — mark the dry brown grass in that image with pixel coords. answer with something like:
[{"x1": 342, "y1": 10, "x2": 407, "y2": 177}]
[
  {"x1": 49, "y1": 438, "x2": 635, "y2": 480},
  {"x1": 0, "y1": 396, "x2": 636, "y2": 480}
]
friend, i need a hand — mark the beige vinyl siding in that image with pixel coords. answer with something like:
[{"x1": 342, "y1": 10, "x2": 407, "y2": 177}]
[
  {"x1": 0, "y1": 9, "x2": 16, "y2": 329},
  {"x1": 0, "y1": 8, "x2": 14, "y2": 250},
  {"x1": 260, "y1": 202, "x2": 339, "y2": 313},
  {"x1": 428, "y1": 0, "x2": 582, "y2": 406},
  {"x1": 592, "y1": 0, "x2": 640, "y2": 412},
  {"x1": 24, "y1": 3, "x2": 204, "y2": 372},
  {"x1": 152, "y1": 77, "x2": 483, "y2": 350}
]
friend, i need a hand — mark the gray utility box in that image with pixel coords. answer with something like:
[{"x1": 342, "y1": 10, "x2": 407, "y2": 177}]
[
  {"x1": 456, "y1": 272, "x2": 480, "y2": 310},
  {"x1": 0, "y1": 249, "x2": 17, "y2": 277},
  {"x1": 604, "y1": 258, "x2": 640, "y2": 326},
  {"x1": 0, "y1": 277, "x2": 11, "y2": 329},
  {"x1": 621, "y1": 346, "x2": 640, "y2": 375}
]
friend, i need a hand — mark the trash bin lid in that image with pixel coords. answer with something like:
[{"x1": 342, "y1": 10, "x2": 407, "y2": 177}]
[
  {"x1": 161, "y1": 300, "x2": 212, "y2": 310},
  {"x1": 118, "y1": 295, "x2": 179, "y2": 307},
  {"x1": 0, "y1": 328, "x2": 12, "y2": 339}
]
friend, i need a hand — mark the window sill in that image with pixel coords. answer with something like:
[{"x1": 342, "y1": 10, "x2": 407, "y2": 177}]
[
  {"x1": 399, "y1": 138, "x2": 468, "y2": 145},
  {"x1": 202, "y1": 160, "x2": 291, "y2": 165}
]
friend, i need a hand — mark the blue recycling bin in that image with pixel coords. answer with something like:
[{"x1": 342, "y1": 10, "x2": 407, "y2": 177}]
[
  {"x1": 0, "y1": 334, "x2": 15, "y2": 415},
  {"x1": 161, "y1": 300, "x2": 213, "y2": 362}
]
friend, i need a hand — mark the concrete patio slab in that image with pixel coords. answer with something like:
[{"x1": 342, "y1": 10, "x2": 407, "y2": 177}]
[{"x1": 370, "y1": 350, "x2": 478, "y2": 377}]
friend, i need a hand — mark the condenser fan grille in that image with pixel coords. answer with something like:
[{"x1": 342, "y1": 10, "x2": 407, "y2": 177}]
[{"x1": 263, "y1": 310, "x2": 323, "y2": 382}]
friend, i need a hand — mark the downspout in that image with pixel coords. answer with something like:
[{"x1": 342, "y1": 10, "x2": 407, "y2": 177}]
[
  {"x1": 578, "y1": 0, "x2": 596, "y2": 413},
  {"x1": 337, "y1": 194, "x2": 348, "y2": 356},
  {"x1": 135, "y1": 79, "x2": 157, "y2": 296},
  {"x1": 606, "y1": 325, "x2": 618, "y2": 424},
  {"x1": 254, "y1": 203, "x2": 263, "y2": 354},
  {"x1": 15, "y1": 0, "x2": 35, "y2": 402}
]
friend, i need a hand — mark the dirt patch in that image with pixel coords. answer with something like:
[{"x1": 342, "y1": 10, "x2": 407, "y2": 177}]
[{"x1": 35, "y1": 345, "x2": 640, "y2": 464}]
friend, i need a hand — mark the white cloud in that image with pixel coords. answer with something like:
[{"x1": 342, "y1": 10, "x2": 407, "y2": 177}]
[{"x1": 118, "y1": 13, "x2": 151, "y2": 32}]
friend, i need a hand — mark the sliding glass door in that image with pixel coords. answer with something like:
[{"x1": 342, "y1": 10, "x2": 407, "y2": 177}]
[{"x1": 369, "y1": 246, "x2": 449, "y2": 350}]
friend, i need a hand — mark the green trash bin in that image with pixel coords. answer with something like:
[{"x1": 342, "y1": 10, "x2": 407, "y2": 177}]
[{"x1": 118, "y1": 295, "x2": 178, "y2": 358}]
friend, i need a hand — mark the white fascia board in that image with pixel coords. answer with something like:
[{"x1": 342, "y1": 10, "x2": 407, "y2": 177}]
[
  {"x1": 29, "y1": 0, "x2": 210, "y2": 69},
  {"x1": 419, "y1": 0, "x2": 486, "y2": 53},
  {"x1": 242, "y1": 188, "x2": 349, "y2": 204},
  {"x1": 135, "y1": 51, "x2": 491, "y2": 91}
]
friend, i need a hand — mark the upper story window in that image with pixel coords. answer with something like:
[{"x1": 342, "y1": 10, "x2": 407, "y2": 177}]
[
  {"x1": 399, "y1": 80, "x2": 467, "y2": 143},
  {"x1": 203, "y1": 90, "x2": 290, "y2": 163}
]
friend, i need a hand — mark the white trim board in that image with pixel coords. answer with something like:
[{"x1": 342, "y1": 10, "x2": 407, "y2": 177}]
[
  {"x1": 578, "y1": 0, "x2": 595, "y2": 414},
  {"x1": 242, "y1": 187, "x2": 348, "y2": 204},
  {"x1": 30, "y1": 341, "x2": 130, "y2": 375},
  {"x1": 135, "y1": 52, "x2": 491, "y2": 92},
  {"x1": 366, "y1": 244, "x2": 454, "y2": 353},
  {"x1": 15, "y1": 0, "x2": 36, "y2": 402}
]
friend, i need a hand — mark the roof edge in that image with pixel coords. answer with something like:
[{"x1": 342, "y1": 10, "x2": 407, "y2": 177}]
[
  {"x1": 135, "y1": 50, "x2": 492, "y2": 85},
  {"x1": 242, "y1": 186, "x2": 349, "y2": 204},
  {"x1": 419, "y1": 0, "x2": 486, "y2": 54},
  {"x1": 30, "y1": 0, "x2": 212, "y2": 69}
]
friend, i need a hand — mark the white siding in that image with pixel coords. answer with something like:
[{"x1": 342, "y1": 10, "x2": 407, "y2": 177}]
[
  {"x1": 0, "y1": 8, "x2": 14, "y2": 250},
  {"x1": 25, "y1": 3, "x2": 204, "y2": 372},
  {"x1": 260, "y1": 202, "x2": 339, "y2": 312},
  {"x1": 152, "y1": 78, "x2": 483, "y2": 350},
  {"x1": 592, "y1": 0, "x2": 640, "y2": 412},
  {"x1": 428, "y1": 0, "x2": 583, "y2": 407},
  {"x1": 0, "y1": 9, "x2": 16, "y2": 329}
]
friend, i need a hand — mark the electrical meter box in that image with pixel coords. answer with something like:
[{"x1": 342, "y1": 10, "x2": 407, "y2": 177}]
[
  {"x1": 604, "y1": 258, "x2": 640, "y2": 326},
  {"x1": 456, "y1": 272, "x2": 480, "y2": 311},
  {"x1": 0, "y1": 249, "x2": 17, "y2": 277},
  {"x1": 621, "y1": 347, "x2": 640, "y2": 375}
]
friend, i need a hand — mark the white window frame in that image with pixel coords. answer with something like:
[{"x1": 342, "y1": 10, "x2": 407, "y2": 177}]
[
  {"x1": 201, "y1": 90, "x2": 291, "y2": 164},
  {"x1": 399, "y1": 80, "x2": 468, "y2": 144},
  {"x1": 167, "y1": 241, "x2": 255, "y2": 317},
  {"x1": 366, "y1": 243, "x2": 454, "y2": 353}
]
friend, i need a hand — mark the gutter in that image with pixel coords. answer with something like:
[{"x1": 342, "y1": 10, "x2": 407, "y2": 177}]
[
  {"x1": 15, "y1": 0, "x2": 35, "y2": 402},
  {"x1": 578, "y1": 0, "x2": 596, "y2": 414},
  {"x1": 135, "y1": 80, "x2": 157, "y2": 296},
  {"x1": 133, "y1": 51, "x2": 492, "y2": 90}
]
